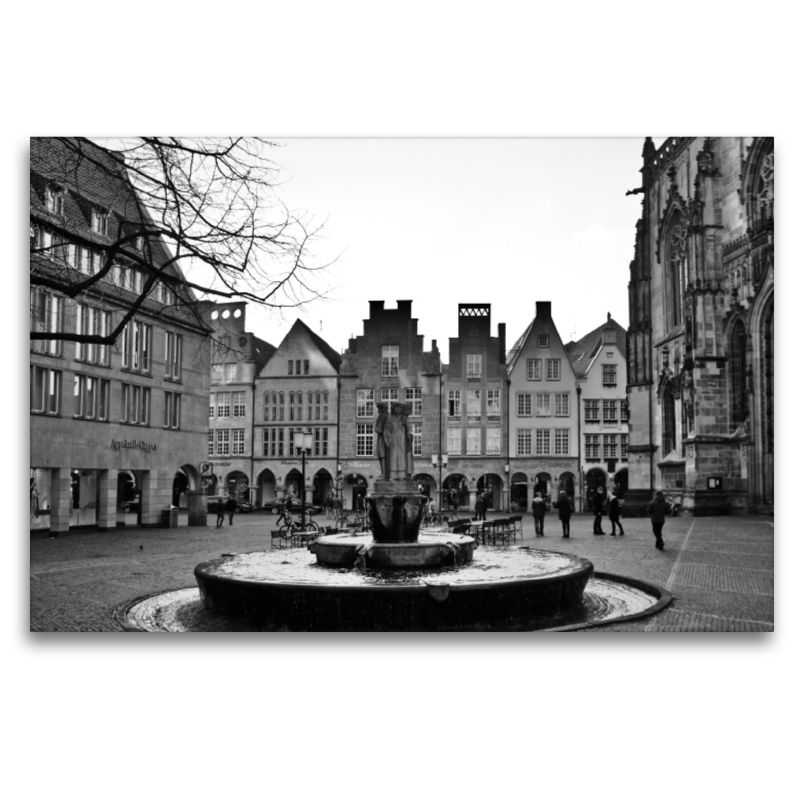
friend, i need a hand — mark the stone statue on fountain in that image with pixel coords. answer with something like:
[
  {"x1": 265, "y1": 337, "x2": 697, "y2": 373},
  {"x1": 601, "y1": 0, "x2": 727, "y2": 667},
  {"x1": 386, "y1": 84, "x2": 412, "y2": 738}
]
[{"x1": 375, "y1": 400, "x2": 414, "y2": 481}]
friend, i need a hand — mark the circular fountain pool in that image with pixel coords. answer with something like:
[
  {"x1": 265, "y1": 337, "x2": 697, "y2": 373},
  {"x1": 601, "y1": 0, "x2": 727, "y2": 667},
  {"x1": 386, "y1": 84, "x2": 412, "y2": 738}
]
[{"x1": 118, "y1": 545, "x2": 671, "y2": 632}]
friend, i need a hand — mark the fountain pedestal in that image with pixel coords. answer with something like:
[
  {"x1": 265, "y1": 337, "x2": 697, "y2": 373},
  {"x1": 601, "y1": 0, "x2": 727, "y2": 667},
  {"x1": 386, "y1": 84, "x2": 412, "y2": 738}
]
[{"x1": 367, "y1": 479, "x2": 426, "y2": 544}]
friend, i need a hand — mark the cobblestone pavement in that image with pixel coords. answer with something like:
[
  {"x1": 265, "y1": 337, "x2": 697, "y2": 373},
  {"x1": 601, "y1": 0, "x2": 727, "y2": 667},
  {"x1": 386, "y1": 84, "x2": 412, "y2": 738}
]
[{"x1": 29, "y1": 510, "x2": 774, "y2": 632}]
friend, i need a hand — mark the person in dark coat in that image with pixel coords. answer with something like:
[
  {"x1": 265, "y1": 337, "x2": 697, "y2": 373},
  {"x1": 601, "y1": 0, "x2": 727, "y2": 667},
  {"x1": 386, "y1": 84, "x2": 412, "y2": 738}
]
[
  {"x1": 553, "y1": 490, "x2": 572, "y2": 538},
  {"x1": 474, "y1": 492, "x2": 486, "y2": 521},
  {"x1": 647, "y1": 491, "x2": 669, "y2": 550},
  {"x1": 531, "y1": 492, "x2": 547, "y2": 537},
  {"x1": 224, "y1": 494, "x2": 237, "y2": 526},
  {"x1": 592, "y1": 486, "x2": 606, "y2": 535},
  {"x1": 608, "y1": 491, "x2": 624, "y2": 536},
  {"x1": 215, "y1": 498, "x2": 226, "y2": 529}
]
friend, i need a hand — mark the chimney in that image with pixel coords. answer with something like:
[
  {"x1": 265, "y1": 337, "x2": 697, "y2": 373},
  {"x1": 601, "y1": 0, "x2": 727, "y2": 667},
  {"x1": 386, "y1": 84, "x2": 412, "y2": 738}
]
[
  {"x1": 369, "y1": 300, "x2": 385, "y2": 316},
  {"x1": 498, "y1": 323, "x2": 506, "y2": 363},
  {"x1": 535, "y1": 301, "x2": 551, "y2": 319}
]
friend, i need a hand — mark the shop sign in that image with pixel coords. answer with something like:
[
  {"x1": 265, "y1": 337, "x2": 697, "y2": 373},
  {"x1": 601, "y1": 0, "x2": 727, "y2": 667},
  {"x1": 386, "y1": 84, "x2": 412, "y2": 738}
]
[
  {"x1": 511, "y1": 460, "x2": 574, "y2": 470},
  {"x1": 340, "y1": 461, "x2": 373, "y2": 470},
  {"x1": 280, "y1": 460, "x2": 300, "y2": 465},
  {"x1": 111, "y1": 438, "x2": 158, "y2": 452},
  {"x1": 211, "y1": 461, "x2": 232, "y2": 467}
]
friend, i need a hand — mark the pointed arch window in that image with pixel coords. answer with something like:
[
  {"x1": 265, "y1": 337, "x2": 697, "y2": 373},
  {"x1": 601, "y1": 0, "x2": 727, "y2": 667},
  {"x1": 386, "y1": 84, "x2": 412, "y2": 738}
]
[
  {"x1": 665, "y1": 216, "x2": 687, "y2": 330},
  {"x1": 730, "y1": 320, "x2": 748, "y2": 430},
  {"x1": 662, "y1": 383, "x2": 676, "y2": 456}
]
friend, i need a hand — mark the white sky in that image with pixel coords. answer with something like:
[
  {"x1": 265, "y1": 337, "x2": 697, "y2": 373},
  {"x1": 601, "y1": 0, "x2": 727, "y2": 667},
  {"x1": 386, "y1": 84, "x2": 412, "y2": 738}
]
[{"x1": 245, "y1": 138, "x2": 653, "y2": 360}]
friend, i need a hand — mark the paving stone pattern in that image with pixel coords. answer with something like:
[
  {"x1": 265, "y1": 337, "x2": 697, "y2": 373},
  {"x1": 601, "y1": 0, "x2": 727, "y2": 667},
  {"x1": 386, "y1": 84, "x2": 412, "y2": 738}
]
[{"x1": 29, "y1": 511, "x2": 774, "y2": 632}]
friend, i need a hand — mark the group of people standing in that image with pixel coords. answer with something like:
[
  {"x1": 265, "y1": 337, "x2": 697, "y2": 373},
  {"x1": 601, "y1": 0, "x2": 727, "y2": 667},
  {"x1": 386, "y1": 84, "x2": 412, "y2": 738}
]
[{"x1": 529, "y1": 486, "x2": 670, "y2": 550}]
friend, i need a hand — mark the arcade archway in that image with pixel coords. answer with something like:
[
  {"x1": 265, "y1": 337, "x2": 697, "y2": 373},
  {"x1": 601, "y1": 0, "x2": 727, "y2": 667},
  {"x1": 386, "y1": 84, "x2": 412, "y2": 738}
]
[
  {"x1": 313, "y1": 469, "x2": 333, "y2": 506},
  {"x1": 343, "y1": 473, "x2": 368, "y2": 511},
  {"x1": 477, "y1": 473, "x2": 503, "y2": 511},
  {"x1": 256, "y1": 468, "x2": 277, "y2": 507},
  {"x1": 225, "y1": 471, "x2": 249, "y2": 502},
  {"x1": 413, "y1": 473, "x2": 437, "y2": 499},
  {"x1": 586, "y1": 467, "x2": 607, "y2": 507},
  {"x1": 442, "y1": 474, "x2": 469, "y2": 509}
]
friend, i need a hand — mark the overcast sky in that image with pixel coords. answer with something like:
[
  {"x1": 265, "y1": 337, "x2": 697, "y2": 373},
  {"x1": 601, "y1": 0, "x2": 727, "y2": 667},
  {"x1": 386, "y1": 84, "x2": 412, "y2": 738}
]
[{"x1": 243, "y1": 137, "x2": 653, "y2": 361}]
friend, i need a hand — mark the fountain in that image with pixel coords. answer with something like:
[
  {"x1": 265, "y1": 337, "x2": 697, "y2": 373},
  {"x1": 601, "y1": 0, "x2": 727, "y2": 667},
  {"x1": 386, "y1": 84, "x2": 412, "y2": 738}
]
[{"x1": 187, "y1": 399, "x2": 631, "y2": 632}]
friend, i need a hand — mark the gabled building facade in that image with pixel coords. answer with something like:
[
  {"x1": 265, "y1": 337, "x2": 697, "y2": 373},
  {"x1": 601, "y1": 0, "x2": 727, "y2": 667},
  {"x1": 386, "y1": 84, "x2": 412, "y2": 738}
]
[
  {"x1": 338, "y1": 300, "x2": 441, "y2": 511},
  {"x1": 567, "y1": 314, "x2": 629, "y2": 509},
  {"x1": 253, "y1": 319, "x2": 341, "y2": 509},
  {"x1": 626, "y1": 137, "x2": 774, "y2": 515},
  {"x1": 30, "y1": 137, "x2": 211, "y2": 533},
  {"x1": 506, "y1": 301, "x2": 579, "y2": 511},
  {"x1": 441, "y1": 304, "x2": 508, "y2": 511},
  {"x1": 206, "y1": 301, "x2": 274, "y2": 503}
]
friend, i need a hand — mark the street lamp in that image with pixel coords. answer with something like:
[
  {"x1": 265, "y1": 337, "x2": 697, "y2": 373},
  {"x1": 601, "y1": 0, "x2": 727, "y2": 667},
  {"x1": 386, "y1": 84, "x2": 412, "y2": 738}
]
[{"x1": 293, "y1": 430, "x2": 314, "y2": 528}]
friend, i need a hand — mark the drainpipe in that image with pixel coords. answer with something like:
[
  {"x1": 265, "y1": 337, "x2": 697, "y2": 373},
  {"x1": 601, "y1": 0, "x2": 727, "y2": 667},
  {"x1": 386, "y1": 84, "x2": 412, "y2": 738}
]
[
  {"x1": 505, "y1": 376, "x2": 511, "y2": 511},
  {"x1": 438, "y1": 370, "x2": 443, "y2": 509},
  {"x1": 576, "y1": 383, "x2": 582, "y2": 513}
]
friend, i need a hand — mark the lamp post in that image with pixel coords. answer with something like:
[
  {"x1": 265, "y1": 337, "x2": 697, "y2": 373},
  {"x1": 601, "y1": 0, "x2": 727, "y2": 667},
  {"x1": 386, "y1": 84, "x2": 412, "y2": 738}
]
[{"x1": 293, "y1": 430, "x2": 314, "y2": 528}]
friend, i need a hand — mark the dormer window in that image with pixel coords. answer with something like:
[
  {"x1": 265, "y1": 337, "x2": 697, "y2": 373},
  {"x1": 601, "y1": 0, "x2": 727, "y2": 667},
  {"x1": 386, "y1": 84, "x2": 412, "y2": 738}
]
[
  {"x1": 91, "y1": 208, "x2": 108, "y2": 236},
  {"x1": 45, "y1": 185, "x2": 64, "y2": 215},
  {"x1": 538, "y1": 335, "x2": 549, "y2": 348}
]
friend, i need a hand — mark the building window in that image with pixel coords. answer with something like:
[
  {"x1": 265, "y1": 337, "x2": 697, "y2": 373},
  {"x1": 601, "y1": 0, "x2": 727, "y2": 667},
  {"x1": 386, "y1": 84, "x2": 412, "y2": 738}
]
[
  {"x1": 602, "y1": 400, "x2": 617, "y2": 423},
  {"x1": 487, "y1": 389, "x2": 501, "y2": 417},
  {"x1": 603, "y1": 435, "x2": 617, "y2": 459},
  {"x1": 216, "y1": 392, "x2": 231, "y2": 418},
  {"x1": 264, "y1": 428, "x2": 284, "y2": 457},
  {"x1": 536, "y1": 393, "x2": 551, "y2": 416},
  {"x1": 448, "y1": 389, "x2": 461, "y2": 417},
  {"x1": 357, "y1": 389, "x2": 375, "y2": 418},
  {"x1": 29, "y1": 288, "x2": 63, "y2": 356},
  {"x1": 121, "y1": 384, "x2": 150, "y2": 425},
  {"x1": 621, "y1": 400, "x2": 628, "y2": 422},
  {"x1": 602, "y1": 364, "x2": 617, "y2": 386},
  {"x1": 76, "y1": 304, "x2": 111, "y2": 365},
  {"x1": 314, "y1": 427, "x2": 329, "y2": 457},
  {"x1": 232, "y1": 391, "x2": 246, "y2": 418},
  {"x1": 323, "y1": 391, "x2": 329, "y2": 420},
  {"x1": 405, "y1": 387, "x2": 423, "y2": 417},
  {"x1": 466, "y1": 427, "x2": 481, "y2": 455},
  {"x1": 467, "y1": 389, "x2": 481, "y2": 417},
  {"x1": 527, "y1": 358, "x2": 542, "y2": 380},
  {"x1": 208, "y1": 430, "x2": 214, "y2": 456},
  {"x1": 224, "y1": 362, "x2": 238, "y2": 384},
  {"x1": 232, "y1": 429, "x2": 245, "y2": 456},
  {"x1": 45, "y1": 185, "x2": 65, "y2": 215},
  {"x1": 538, "y1": 335, "x2": 549, "y2": 348},
  {"x1": 517, "y1": 429, "x2": 532, "y2": 456},
  {"x1": 467, "y1": 354, "x2": 482, "y2": 378},
  {"x1": 30, "y1": 367, "x2": 61, "y2": 415},
  {"x1": 555, "y1": 393, "x2": 569, "y2": 416},
  {"x1": 486, "y1": 427, "x2": 501, "y2": 455},
  {"x1": 380, "y1": 388, "x2": 399, "y2": 404},
  {"x1": 164, "y1": 391, "x2": 181, "y2": 429},
  {"x1": 278, "y1": 392, "x2": 285, "y2": 421},
  {"x1": 585, "y1": 399, "x2": 599, "y2": 422},
  {"x1": 166, "y1": 332, "x2": 182, "y2": 381},
  {"x1": 304, "y1": 359, "x2": 309, "y2": 375},
  {"x1": 447, "y1": 427, "x2": 462, "y2": 455},
  {"x1": 381, "y1": 345, "x2": 399, "y2": 377},
  {"x1": 554, "y1": 428, "x2": 570, "y2": 455},
  {"x1": 211, "y1": 364, "x2": 223, "y2": 384},
  {"x1": 121, "y1": 320, "x2": 152, "y2": 374},
  {"x1": 546, "y1": 359, "x2": 560, "y2": 380},
  {"x1": 356, "y1": 423, "x2": 374, "y2": 457},
  {"x1": 209, "y1": 394, "x2": 216, "y2": 418},
  {"x1": 288, "y1": 360, "x2": 293, "y2": 375},
  {"x1": 91, "y1": 208, "x2": 109, "y2": 236},
  {"x1": 216, "y1": 429, "x2": 230, "y2": 456},
  {"x1": 662, "y1": 384, "x2": 676, "y2": 455},
  {"x1": 666, "y1": 216, "x2": 687, "y2": 329},
  {"x1": 262, "y1": 392, "x2": 270, "y2": 421},
  {"x1": 586, "y1": 434, "x2": 600, "y2": 459},
  {"x1": 74, "y1": 375, "x2": 110, "y2": 421},
  {"x1": 517, "y1": 393, "x2": 532, "y2": 417},
  {"x1": 411, "y1": 422, "x2": 423, "y2": 456},
  {"x1": 730, "y1": 320, "x2": 748, "y2": 429},
  {"x1": 313, "y1": 391, "x2": 321, "y2": 421},
  {"x1": 621, "y1": 435, "x2": 628, "y2": 460},
  {"x1": 536, "y1": 429, "x2": 551, "y2": 455}
]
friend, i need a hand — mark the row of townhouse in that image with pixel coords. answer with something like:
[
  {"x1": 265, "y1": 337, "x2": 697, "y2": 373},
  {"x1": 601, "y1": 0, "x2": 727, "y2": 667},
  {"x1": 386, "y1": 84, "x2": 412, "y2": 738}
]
[
  {"x1": 30, "y1": 138, "x2": 211, "y2": 535},
  {"x1": 206, "y1": 299, "x2": 629, "y2": 514}
]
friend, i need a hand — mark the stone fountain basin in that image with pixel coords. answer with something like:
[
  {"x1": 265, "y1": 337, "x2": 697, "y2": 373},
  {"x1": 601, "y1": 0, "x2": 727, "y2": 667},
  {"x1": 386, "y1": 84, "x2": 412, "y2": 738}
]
[
  {"x1": 310, "y1": 531, "x2": 476, "y2": 569},
  {"x1": 193, "y1": 547, "x2": 594, "y2": 632}
]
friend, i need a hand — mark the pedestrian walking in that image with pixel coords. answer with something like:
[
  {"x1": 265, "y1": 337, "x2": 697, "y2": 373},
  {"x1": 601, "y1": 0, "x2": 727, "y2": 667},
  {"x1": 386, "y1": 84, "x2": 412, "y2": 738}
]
[
  {"x1": 225, "y1": 494, "x2": 237, "y2": 526},
  {"x1": 215, "y1": 499, "x2": 225, "y2": 529},
  {"x1": 608, "y1": 491, "x2": 625, "y2": 536},
  {"x1": 325, "y1": 493, "x2": 334, "y2": 519},
  {"x1": 474, "y1": 492, "x2": 485, "y2": 521},
  {"x1": 647, "y1": 491, "x2": 670, "y2": 550},
  {"x1": 592, "y1": 486, "x2": 606, "y2": 535},
  {"x1": 531, "y1": 491, "x2": 547, "y2": 537},
  {"x1": 553, "y1": 490, "x2": 572, "y2": 538}
]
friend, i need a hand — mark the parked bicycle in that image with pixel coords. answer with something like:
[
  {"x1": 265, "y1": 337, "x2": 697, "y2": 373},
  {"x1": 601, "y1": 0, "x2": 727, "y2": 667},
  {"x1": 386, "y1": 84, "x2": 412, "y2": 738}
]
[
  {"x1": 663, "y1": 494, "x2": 683, "y2": 517},
  {"x1": 277, "y1": 506, "x2": 320, "y2": 534}
]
